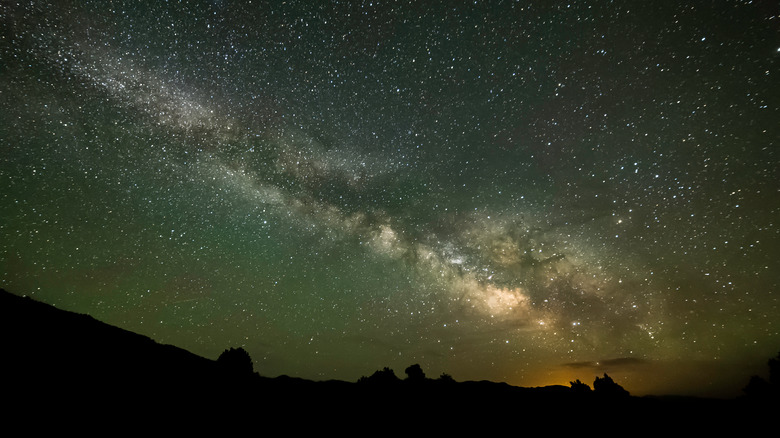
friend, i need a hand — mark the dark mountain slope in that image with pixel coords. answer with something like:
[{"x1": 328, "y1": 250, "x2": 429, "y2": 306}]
[{"x1": 0, "y1": 289, "x2": 235, "y2": 407}]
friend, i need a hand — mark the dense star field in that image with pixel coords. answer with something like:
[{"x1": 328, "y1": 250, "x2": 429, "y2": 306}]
[{"x1": 2, "y1": 1, "x2": 778, "y2": 398}]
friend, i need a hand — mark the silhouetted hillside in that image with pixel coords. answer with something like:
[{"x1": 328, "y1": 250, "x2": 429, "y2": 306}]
[
  {"x1": 0, "y1": 289, "x2": 233, "y2": 401},
  {"x1": 0, "y1": 288, "x2": 773, "y2": 432}
]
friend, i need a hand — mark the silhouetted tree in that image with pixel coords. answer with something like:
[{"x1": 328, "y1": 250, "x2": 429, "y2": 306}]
[
  {"x1": 570, "y1": 379, "x2": 592, "y2": 394},
  {"x1": 405, "y1": 364, "x2": 426, "y2": 381},
  {"x1": 217, "y1": 347, "x2": 254, "y2": 375},
  {"x1": 593, "y1": 373, "x2": 630, "y2": 398}
]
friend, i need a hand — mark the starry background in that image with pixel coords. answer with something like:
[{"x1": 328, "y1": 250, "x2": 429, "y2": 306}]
[{"x1": 2, "y1": 0, "x2": 778, "y2": 398}]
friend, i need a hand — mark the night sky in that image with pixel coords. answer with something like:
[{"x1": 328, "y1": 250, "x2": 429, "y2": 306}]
[{"x1": 2, "y1": 0, "x2": 778, "y2": 398}]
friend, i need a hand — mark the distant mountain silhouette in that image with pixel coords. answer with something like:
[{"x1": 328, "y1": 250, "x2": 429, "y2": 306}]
[{"x1": 0, "y1": 288, "x2": 772, "y2": 432}]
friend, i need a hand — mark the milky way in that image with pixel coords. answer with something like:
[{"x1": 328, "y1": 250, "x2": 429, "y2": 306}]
[{"x1": 2, "y1": 0, "x2": 778, "y2": 397}]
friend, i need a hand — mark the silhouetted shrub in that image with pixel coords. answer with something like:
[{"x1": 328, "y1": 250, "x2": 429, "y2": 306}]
[
  {"x1": 217, "y1": 347, "x2": 254, "y2": 375},
  {"x1": 593, "y1": 373, "x2": 629, "y2": 398},
  {"x1": 769, "y1": 351, "x2": 780, "y2": 387},
  {"x1": 405, "y1": 364, "x2": 426, "y2": 381},
  {"x1": 358, "y1": 367, "x2": 400, "y2": 385},
  {"x1": 570, "y1": 379, "x2": 591, "y2": 393},
  {"x1": 743, "y1": 350, "x2": 780, "y2": 401},
  {"x1": 744, "y1": 375, "x2": 772, "y2": 400},
  {"x1": 437, "y1": 373, "x2": 455, "y2": 384}
]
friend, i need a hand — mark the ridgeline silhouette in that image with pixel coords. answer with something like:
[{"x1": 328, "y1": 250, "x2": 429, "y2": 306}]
[{"x1": 0, "y1": 288, "x2": 775, "y2": 430}]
